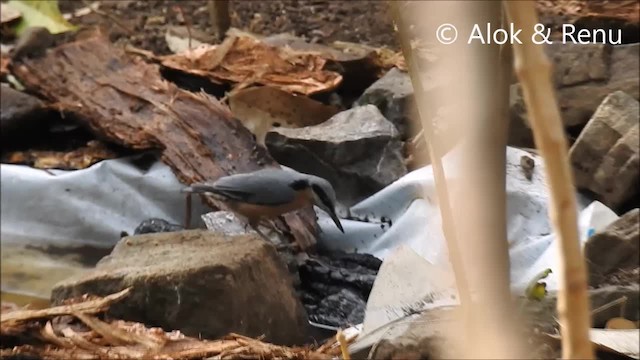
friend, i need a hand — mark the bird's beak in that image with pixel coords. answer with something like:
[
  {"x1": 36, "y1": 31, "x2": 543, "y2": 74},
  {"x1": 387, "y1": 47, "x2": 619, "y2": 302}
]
[{"x1": 326, "y1": 207, "x2": 344, "y2": 233}]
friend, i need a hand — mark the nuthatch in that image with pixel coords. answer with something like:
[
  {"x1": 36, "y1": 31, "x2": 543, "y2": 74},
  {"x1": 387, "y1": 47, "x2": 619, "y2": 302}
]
[{"x1": 183, "y1": 168, "x2": 344, "y2": 240}]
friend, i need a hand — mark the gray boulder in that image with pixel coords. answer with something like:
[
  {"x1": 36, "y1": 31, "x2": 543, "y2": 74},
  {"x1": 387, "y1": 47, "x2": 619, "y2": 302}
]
[
  {"x1": 51, "y1": 230, "x2": 310, "y2": 345},
  {"x1": 265, "y1": 105, "x2": 407, "y2": 207},
  {"x1": 509, "y1": 43, "x2": 639, "y2": 147},
  {"x1": 354, "y1": 67, "x2": 418, "y2": 139},
  {"x1": 569, "y1": 91, "x2": 639, "y2": 209},
  {"x1": 584, "y1": 209, "x2": 639, "y2": 288}
]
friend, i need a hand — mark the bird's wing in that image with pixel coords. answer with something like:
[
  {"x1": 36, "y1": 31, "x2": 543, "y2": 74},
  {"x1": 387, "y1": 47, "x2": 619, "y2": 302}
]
[{"x1": 206, "y1": 172, "x2": 298, "y2": 206}]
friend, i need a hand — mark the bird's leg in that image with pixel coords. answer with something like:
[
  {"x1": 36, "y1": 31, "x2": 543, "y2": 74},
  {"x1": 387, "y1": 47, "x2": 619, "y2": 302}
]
[
  {"x1": 258, "y1": 218, "x2": 281, "y2": 234},
  {"x1": 258, "y1": 218, "x2": 299, "y2": 252},
  {"x1": 247, "y1": 218, "x2": 273, "y2": 243}
]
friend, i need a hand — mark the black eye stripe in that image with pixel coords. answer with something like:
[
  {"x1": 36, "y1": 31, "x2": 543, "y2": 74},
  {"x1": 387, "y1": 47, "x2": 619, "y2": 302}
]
[
  {"x1": 289, "y1": 179, "x2": 309, "y2": 190},
  {"x1": 311, "y1": 184, "x2": 333, "y2": 209}
]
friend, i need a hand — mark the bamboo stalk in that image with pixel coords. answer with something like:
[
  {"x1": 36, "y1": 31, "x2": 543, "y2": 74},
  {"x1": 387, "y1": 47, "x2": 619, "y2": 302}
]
[
  {"x1": 388, "y1": 0, "x2": 472, "y2": 313},
  {"x1": 504, "y1": 2, "x2": 593, "y2": 359}
]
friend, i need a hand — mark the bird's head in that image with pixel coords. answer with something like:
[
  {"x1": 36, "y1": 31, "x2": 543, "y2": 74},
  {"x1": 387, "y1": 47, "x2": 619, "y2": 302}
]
[{"x1": 291, "y1": 175, "x2": 344, "y2": 233}]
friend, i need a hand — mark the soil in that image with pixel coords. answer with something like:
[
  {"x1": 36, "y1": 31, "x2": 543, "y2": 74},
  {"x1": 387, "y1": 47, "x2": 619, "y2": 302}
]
[
  {"x1": 54, "y1": 0, "x2": 640, "y2": 58},
  {"x1": 58, "y1": 0, "x2": 398, "y2": 56}
]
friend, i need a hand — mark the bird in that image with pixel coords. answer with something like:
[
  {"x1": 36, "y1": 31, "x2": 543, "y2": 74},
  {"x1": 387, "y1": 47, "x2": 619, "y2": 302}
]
[{"x1": 182, "y1": 168, "x2": 344, "y2": 242}]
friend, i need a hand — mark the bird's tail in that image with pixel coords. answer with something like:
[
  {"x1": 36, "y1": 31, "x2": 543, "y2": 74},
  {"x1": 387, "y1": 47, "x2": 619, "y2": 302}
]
[{"x1": 181, "y1": 183, "x2": 220, "y2": 194}]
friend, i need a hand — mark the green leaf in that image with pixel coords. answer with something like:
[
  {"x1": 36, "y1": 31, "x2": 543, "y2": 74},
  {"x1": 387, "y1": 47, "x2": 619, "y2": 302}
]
[
  {"x1": 525, "y1": 268, "x2": 553, "y2": 301},
  {"x1": 7, "y1": 0, "x2": 77, "y2": 36}
]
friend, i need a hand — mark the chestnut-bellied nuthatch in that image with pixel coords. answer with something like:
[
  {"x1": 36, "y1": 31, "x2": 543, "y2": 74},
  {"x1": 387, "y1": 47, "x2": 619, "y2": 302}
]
[{"x1": 183, "y1": 168, "x2": 344, "y2": 240}]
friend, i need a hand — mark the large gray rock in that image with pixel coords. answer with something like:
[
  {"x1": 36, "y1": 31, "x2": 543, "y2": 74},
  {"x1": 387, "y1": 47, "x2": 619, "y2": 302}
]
[
  {"x1": 509, "y1": 43, "x2": 639, "y2": 147},
  {"x1": 584, "y1": 209, "x2": 639, "y2": 288},
  {"x1": 354, "y1": 67, "x2": 418, "y2": 139},
  {"x1": 265, "y1": 105, "x2": 407, "y2": 207},
  {"x1": 569, "y1": 91, "x2": 639, "y2": 209},
  {"x1": 51, "y1": 230, "x2": 310, "y2": 346}
]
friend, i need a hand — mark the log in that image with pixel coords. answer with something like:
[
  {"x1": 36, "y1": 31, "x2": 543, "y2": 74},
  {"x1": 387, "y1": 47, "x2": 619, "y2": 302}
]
[{"x1": 9, "y1": 34, "x2": 317, "y2": 250}]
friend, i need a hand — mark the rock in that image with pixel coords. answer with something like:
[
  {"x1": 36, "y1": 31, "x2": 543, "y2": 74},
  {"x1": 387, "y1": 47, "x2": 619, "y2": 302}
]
[
  {"x1": 354, "y1": 67, "x2": 418, "y2": 139},
  {"x1": 569, "y1": 91, "x2": 639, "y2": 209},
  {"x1": 364, "y1": 285, "x2": 639, "y2": 359},
  {"x1": 133, "y1": 218, "x2": 183, "y2": 235},
  {"x1": 298, "y1": 250, "x2": 381, "y2": 327},
  {"x1": 265, "y1": 105, "x2": 407, "y2": 207},
  {"x1": 0, "y1": 84, "x2": 48, "y2": 138},
  {"x1": 309, "y1": 288, "x2": 366, "y2": 327},
  {"x1": 51, "y1": 230, "x2": 310, "y2": 345},
  {"x1": 509, "y1": 43, "x2": 639, "y2": 146},
  {"x1": 584, "y1": 209, "x2": 639, "y2": 288}
]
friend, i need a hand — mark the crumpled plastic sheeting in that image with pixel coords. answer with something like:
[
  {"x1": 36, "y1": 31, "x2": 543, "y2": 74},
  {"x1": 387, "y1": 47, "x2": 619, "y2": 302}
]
[
  {"x1": 0, "y1": 154, "x2": 208, "y2": 249},
  {"x1": 315, "y1": 146, "x2": 615, "y2": 292}
]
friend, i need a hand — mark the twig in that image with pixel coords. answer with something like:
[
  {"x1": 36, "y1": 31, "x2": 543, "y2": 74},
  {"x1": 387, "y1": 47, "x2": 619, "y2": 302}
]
[
  {"x1": 81, "y1": 0, "x2": 133, "y2": 35},
  {"x1": 173, "y1": 6, "x2": 193, "y2": 52},
  {"x1": 504, "y1": 1, "x2": 593, "y2": 359},
  {"x1": 336, "y1": 329, "x2": 350, "y2": 360},
  {"x1": 590, "y1": 296, "x2": 627, "y2": 319},
  {"x1": 1, "y1": 288, "x2": 132, "y2": 327},
  {"x1": 184, "y1": 193, "x2": 192, "y2": 229}
]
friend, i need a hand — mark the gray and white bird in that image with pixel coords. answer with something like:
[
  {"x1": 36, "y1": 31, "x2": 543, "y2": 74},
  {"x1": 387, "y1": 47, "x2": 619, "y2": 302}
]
[{"x1": 182, "y1": 168, "x2": 344, "y2": 239}]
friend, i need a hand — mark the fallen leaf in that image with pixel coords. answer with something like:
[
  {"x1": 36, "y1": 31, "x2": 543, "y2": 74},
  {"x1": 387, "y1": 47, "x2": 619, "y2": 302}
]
[
  {"x1": 590, "y1": 329, "x2": 640, "y2": 359},
  {"x1": 160, "y1": 34, "x2": 342, "y2": 95},
  {"x1": 1, "y1": 2, "x2": 21, "y2": 24},
  {"x1": 606, "y1": 318, "x2": 638, "y2": 330},
  {"x1": 525, "y1": 268, "x2": 552, "y2": 301},
  {"x1": 229, "y1": 86, "x2": 339, "y2": 144},
  {"x1": 7, "y1": 0, "x2": 77, "y2": 36},
  {"x1": 165, "y1": 30, "x2": 207, "y2": 55},
  {"x1": 548, "y1": 328, "x2": 640, "y2": 360},
  {"x1": 3, "y1": 140, "x2": 119, "y2": 170}
]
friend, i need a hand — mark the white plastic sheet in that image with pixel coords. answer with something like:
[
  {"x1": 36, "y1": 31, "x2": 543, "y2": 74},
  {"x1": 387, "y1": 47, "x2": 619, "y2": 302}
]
[
  {"x1": 1, "y1": 146, "x2": 619, "y2": 337},
  {"x1": 316, "y1": 146, "x2": 611, "y2": 288},
  {"x1": 1, "y1": 154, "x2": 208, "y2": 249}
]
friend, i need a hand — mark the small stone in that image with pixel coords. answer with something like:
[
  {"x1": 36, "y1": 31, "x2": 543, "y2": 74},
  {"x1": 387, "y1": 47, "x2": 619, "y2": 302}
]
[
  {"x1": 51, "y1": 230, "x2": 310, "y2": 345},
  {"x1": 309, "y1": 288, "x2": 366, "y2": 327},
  {"x1": 354, "y1": 67, "x2": 417, "y2": 139},
  {"x1": 265, "y1": 105, "x2": 407, "y2": 207},
  {"x1": 569, "y1": 91, "x2": 639, "y2": 209},
  {"x1": 584, "y1": 209, "x2": 639, "y2": 288},
  {"x1": 133, "y1": 218, "x2": 183, "y2": 235}
]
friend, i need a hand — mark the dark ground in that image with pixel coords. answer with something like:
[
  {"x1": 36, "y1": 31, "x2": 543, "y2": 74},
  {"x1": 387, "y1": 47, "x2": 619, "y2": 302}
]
[
  {"x1": 56, "y1": 0, "x2": 640, "y2": 57},
  {"x1": 58, "y1": 0, "x2": 398, "y2": 56}
]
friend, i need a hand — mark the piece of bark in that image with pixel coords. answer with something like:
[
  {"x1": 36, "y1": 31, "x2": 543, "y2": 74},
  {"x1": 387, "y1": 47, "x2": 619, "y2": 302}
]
[{"x1": 9, "y1": 34, "x2": 317, "y2": 250}]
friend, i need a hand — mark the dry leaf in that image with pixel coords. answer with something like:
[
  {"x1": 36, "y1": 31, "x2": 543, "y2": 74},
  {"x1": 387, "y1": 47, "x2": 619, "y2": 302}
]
[
  {"x1": 161, "y1": 35, "x2": 342, "y2": 96},
  {"x1": 228, "y1": 86, "x2": 339, "y2": 144},
  {"x1": 3, "y1": 140, "x2": 119, "y2": 170}
]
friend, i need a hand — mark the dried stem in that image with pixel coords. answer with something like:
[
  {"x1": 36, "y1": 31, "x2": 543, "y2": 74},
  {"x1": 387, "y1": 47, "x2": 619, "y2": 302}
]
[
  {"x1": 336, "y1": 329, "x2": 350, "y2": 360},
  {"x1": 504, "y1": 1, "x2": 593, "y2": 359},
  {"x1": 174, "y1": 6, "x2": 193, "y2": 51},
  {"x1": 208, "y1": 0, "x2": 231, "y2": 42},
  {"x1": 388, "y1": 1, "x2": 472, "y2": 312}
]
